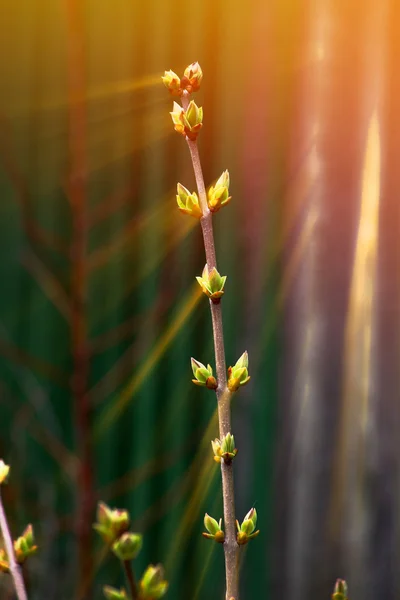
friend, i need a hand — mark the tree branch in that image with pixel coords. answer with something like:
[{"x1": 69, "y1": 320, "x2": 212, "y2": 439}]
[
  {"x1": 0, "y1": 489, "x2": 28, "y2": 600},
  {"x1": 123, "y1": 560, "x2": 138, "y2": 600},
  {"x1": 181, "y1": 91, "x2": 239, "y2": 600}
]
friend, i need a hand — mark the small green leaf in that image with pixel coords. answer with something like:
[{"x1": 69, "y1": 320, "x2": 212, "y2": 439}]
[
  {"x1": 140, "y1": 565, "x2": 168, "y2": 599},
  {"x1": 112, "y1": 532, "x2": 143, "y2": 561},
  {"x1": 103, "y1": 585, "x2": 128, "y2": 600},
  {"x1": 196, "y1": 367, "x2": 210, "y2": 383},
  {"x1": 235, "y1": 351, "x2": 248, "y2": 369},
  {"x1": 204, "y1": 513, "x2": 221, "y2": 536},
  {"x1": 332, "y1": 579, "x2": 348, "y2": 600}
]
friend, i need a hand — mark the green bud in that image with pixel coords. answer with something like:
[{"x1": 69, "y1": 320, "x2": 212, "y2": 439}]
[
  {"x1": 0, "y1": 460, "x2": 10, "y2": 485},
  {"x1": 140, "y1": 564, "x2": 168, "y2": 599},
  {"x1": 176, "y1": 183, "x2": 202, "y2": 218},
  {"x1": 163, "y1": 63, "x2": 203, "y2": 97},
  {"x1": 207, "y1": 170, "x2": 232, "y2": 213},
  {"x1": 216, "y1": 170, "x2": 229, "y2": 189},
  {"x1": 186, "y1": 101, "x2": 203, "y2": 129},
  {"x1": 221, "y1": 433, "x2": 236, "y2": 454},
  {"x1": 170, "y1": 100, "x2": 203, "y2": 140},
  {"x1": 214, "y1": 530, "x2": 225, "y2": 543},
  {"x1": 211, "y1": 438, "x2": 222, "y2": 461},
  {"x1": 212, "y1": 433, "x2": 238, "y2": 464},
  {"x1": 203, "y1": 514, "x2": 224, "y2": 542},
  {"x1": 237, "y1": 531, "x2": 248, "y2": 545},
  {"x1": 205, "y1": 376, "x2": 218, "y2": 390},
  {"x1": 240, "y1": 519, "x2": 254, "y2": 536},
  {"x1": 236, "y1": 509, "x2": 259, "y2": 545},
  {"x1": 103, "y1": 586, "x2": 128, "y2": 600},
  {"x1": 112, "y1": 532, "x2": 143, "y2": 561},
  {"x1": 191, "y1": 358, "x2": 217, "y2": 389},
  {"x1": 182, "y1": 62, "x2": 203, "y2": 93},
  {"x1": 14, "y1": 525, "x2": 38, "y2": 564},
  {"x1": 196, "y1": 265, "x2": 227, "y2": 303},
  {"x1": 203, "y1": 513, "x2": 221, "y2": 536},
  {"x1": 234, "y1": 351, "x2": 248, "y2": 370},
  {"x1": 332, "y1": 579, "x2": 348, "y2": 600},
  {"x1": 243, "y1": 508, "x2": 257, "y2": 527},
  {"x1": 161, "y1": 70, "x2": 182, "y2": 96},
  {"x1": 22, "y1": 524, "x2": 35, "y2": 548},
  {"x1": 236, "y1": 528, "x2": 260, "y2": 545},
  {"x1": 228, "y1": 352, "x2": 250, "y2": 391},
  {"x1": 170, "y1": 101, "x2": 186, "y2": 135},
  {"x1": 0, "y1": 549, "x2": 9, "y2": 573},
  {"x1": 93, "y1": 502, "x2": 130, "y2": 545}
]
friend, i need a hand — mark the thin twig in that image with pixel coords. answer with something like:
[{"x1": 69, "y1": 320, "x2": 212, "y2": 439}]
[
  {"x1": 0, "y1": 489, "x2": 28, "y2": 600},
  {"x1": 181, "y1": 91, "x2": 239, "y2": 600},
  {"x1": 123, "y1": 560, "x2": 138, "y2": 600}
]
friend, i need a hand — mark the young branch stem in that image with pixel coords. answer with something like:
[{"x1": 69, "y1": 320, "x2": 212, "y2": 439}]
[
  {"x1": 123, "y1": 560, "x2": 138, "y2": 600},
  {"x1": 0, "y1": 490, "x2": 28, "y2": 600},
  {"x1": 181, "y1": 91, "x2": 239, "y2": 600}
]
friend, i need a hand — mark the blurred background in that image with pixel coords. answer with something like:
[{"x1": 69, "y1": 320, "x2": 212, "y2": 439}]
[{"x1": 1, "y1": 0, "x2": 400, "y2": 598}]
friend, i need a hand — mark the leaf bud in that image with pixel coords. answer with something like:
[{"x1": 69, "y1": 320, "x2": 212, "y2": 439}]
[{"x1": 111, "y1": 532, "x2": 143, "y2": 561}]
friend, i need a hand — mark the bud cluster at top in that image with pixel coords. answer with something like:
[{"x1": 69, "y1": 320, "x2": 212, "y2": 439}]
[{"x1": 162, "y1": 62, "x2": 203, "y2": 96}]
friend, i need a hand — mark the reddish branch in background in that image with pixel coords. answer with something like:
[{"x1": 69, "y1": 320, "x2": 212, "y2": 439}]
[{"x1": 65, "y1": 0, "x2": 94, "y2": 596}]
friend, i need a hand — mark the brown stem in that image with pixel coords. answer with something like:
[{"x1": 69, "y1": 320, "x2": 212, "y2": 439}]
[
  {"x1": 181, "y1": 92, "x2": 239, "y2": 600},
  {"x1": 123, "y1": 561, "x2": 138, "y2": 600},
  {"x1": 0, "y1": 489, "x2": 28, "y2": 600}
]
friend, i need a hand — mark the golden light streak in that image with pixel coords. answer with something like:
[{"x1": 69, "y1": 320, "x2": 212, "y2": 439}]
[
  {"x1": 86, "y1": 111, "x2": 171, "y2": 175},
  {"x1": 259, "y1": 141, "x2": 319, "y2": 349},
  {"x1": 94, "y1": 283, "x2": 203, "y2": 437},
  {"x1": 192, "y1": 540, "x2": 217, "y2": 600},
  {"x1": 331, "y1": 111, "x2": 380, "y2": 533},
  {"x1": 282, "y1": 5, "x2": 331, "y2": 595},
  {"x1": 7, "y1": 74, "x2": 162, "y2": 115},
  {"x1": 278, "y1": 204, "x2": 317, "y2": 308}
]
